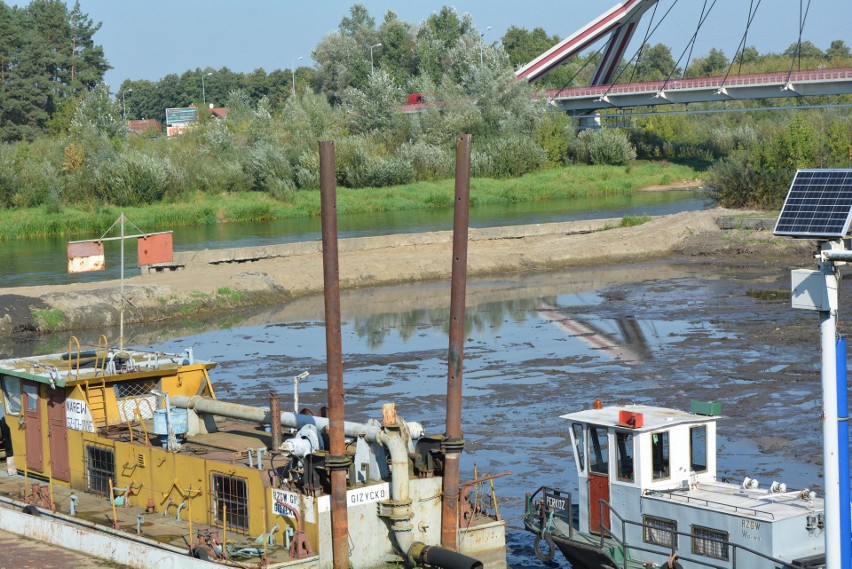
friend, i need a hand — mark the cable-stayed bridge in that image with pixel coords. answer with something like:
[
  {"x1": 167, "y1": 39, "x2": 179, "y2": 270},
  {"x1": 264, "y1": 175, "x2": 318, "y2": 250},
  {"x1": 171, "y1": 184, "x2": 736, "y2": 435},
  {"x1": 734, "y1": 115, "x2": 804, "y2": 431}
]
[{"x1": 515, "y1": 0, "x2": 852, "y2": 117}]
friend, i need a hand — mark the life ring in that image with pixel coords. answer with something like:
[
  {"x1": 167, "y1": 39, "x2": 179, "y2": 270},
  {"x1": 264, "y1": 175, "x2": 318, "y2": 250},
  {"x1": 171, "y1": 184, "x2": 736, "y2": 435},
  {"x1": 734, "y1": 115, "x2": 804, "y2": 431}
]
[{"x1": 533, "y1": 533, "x2": 556, "y2": 563}]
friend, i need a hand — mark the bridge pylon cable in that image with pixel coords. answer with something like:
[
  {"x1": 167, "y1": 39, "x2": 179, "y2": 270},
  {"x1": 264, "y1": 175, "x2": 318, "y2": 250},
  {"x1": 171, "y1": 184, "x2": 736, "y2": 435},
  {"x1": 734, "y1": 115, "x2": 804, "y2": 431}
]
[
  {"x1": 627, "y1": 0, "x2": 662, "y2": 84},
  {"x1": 660, "y1": 0, "x2": 718, "y2": 92},
  {"x1": 718, "y1": 0, "x2": 763, "y2": 90},
  {"x1": 785, "y1": 0, "x2": 813, "y2": 86},
  {"x1": 681, "y1": 0, "x2": 713, "y2": 79},
  {"x1": 601, "y1": 0, "x2": 678, "y2": 99}
]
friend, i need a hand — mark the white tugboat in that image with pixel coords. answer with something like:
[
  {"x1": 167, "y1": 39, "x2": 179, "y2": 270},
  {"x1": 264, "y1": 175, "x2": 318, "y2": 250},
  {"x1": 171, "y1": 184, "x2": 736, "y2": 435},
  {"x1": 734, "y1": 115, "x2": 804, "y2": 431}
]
[{"x1": 524, "y1": 401, "x2": 825, "y2": 568}]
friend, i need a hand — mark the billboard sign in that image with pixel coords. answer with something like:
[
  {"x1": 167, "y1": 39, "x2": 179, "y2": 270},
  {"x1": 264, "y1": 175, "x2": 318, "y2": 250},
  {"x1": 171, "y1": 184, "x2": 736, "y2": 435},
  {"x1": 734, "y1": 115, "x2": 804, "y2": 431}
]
[{"x1": 165, "y1": 107, "x2": 197, "y2": 126}]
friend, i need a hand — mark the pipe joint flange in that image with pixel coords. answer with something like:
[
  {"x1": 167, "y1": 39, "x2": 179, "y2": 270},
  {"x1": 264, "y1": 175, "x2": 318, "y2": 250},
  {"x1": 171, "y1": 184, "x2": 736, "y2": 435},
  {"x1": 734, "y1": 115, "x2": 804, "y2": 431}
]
[
  {"x1": 377, "y1": 498, "x2": 413, "y2": 521},
  {"x1": 441, "y1": 437, "x2": 465, "y2": 454},
  {"x1": 324, "y1": 454, "x2": 352, "y2": 471}
]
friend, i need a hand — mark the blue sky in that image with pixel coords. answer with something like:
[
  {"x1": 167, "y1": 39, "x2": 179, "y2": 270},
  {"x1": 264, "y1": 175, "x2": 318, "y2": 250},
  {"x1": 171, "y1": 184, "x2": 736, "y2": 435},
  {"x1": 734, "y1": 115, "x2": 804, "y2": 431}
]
[{"x1": 32, "y1": 0, "x2": 852, "y2": 90}]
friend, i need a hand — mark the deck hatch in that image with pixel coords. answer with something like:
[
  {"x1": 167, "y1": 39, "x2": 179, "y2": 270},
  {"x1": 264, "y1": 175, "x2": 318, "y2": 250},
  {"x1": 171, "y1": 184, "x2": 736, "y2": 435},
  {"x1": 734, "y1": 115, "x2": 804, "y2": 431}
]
[
  {"x1": 85, "y1": 444, "x2": 115, "y2": 496},
  {"x1": 212, "y1": 473, "x2": 249, "y2": 532},
  {"x1": 691, "y1": 525, "x2": 729, "y2": 561}
]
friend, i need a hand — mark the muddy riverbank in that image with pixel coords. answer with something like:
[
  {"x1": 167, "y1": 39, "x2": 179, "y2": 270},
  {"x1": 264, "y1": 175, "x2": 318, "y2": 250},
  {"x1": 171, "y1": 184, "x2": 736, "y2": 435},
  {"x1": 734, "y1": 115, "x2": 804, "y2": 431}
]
[{"x1": 0, "y1": 208, "x2": 812, "y2": 338}]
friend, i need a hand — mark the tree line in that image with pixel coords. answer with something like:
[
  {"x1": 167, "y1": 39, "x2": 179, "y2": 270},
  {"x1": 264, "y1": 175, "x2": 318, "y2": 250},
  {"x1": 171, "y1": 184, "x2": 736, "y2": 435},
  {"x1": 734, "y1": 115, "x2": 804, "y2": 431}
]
[{"x1": 0, "y1": 1, "x2": 850, "y2": 216}]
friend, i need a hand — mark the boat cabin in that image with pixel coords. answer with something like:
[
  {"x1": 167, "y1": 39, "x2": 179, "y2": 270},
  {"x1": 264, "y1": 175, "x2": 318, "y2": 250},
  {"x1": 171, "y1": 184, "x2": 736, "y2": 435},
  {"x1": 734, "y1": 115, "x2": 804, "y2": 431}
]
[
  {"x1": 558, "y1": 402, "x2": 825, "y2": 568},
  {"x1": 566, "y1": 403, "x2": 718, "y2": 535}
]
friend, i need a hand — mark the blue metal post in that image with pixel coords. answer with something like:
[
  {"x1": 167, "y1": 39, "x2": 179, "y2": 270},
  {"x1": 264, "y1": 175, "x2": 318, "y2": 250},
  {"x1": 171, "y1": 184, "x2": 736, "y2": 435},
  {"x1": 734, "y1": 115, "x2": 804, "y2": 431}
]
[{"x1": 837, "y1": 335, "x2": 851, "y2": 569}]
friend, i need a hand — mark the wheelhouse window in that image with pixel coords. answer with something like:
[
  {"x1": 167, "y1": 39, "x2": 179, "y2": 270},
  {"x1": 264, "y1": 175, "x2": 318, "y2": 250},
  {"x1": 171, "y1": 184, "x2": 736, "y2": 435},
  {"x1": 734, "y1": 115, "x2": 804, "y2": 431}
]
[
  {"x1": 23, "y1": 383, "x2": 38, "y2": 412},
  {"x1": 644, "y1": 515, "x2": 677, "y2": 548},
  {"x1": 588, "y1": 426, "x2": 609, "y2": 475},
  {"x1": 572, "y1": 423, "x2": 586, "y2": 473},
  {"x1": 690, "y1": 425, "x2": 708, "y2": 473},
  {"x1": 212, "y1": 473, "x2": 249, "y2": 532},
  {"x1": 692, "y1": 525, "x2": 729, "y2": 560},
  {"x1": 616, "y1": 431, "x2": 634, "y2": 482},
  {"x1": 86, "y1": 444, "x2": 115, "y2": 496},
  {"x1": 0, "y1": 375, "x2": 21, "y2": 415},
  {"x1": 651, "y1": 430, "x2": 670, "y2": 480}
]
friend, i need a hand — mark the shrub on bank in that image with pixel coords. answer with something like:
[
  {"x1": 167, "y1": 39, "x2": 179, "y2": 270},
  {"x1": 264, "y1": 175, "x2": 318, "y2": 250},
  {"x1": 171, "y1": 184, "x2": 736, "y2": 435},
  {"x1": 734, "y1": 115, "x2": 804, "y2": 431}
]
[
  {"x1": 92, "y1": 150, "x2": 177, "y2": 206},
  {"x1": 574, "y1": 129, "x2": 637, "y2": 166}
]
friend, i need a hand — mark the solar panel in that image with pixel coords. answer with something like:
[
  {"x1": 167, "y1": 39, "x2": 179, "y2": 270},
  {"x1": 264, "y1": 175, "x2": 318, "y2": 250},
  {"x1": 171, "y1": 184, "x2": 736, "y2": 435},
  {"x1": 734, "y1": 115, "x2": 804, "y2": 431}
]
[{"x1": 774, "y1": 169, "x2": 852, "y2": 238}]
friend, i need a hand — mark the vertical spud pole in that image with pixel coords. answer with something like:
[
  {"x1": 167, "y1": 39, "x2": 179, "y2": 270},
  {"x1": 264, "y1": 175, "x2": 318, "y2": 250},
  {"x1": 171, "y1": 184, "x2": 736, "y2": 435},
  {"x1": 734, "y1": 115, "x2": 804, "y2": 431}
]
[
  {"x1": 441, "y1": 134, "x2": 471, "y2": 550},
  {"x1": 319, "y1": 140, "x2": 350, "y2": 569}
]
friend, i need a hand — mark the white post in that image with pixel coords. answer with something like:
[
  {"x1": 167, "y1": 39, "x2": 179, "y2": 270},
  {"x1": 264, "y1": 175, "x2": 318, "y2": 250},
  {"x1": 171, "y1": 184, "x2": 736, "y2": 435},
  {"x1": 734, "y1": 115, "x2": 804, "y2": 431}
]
[
  {"x1": 119, "y1": 213, "x2": 125, "y2": 352},
  {"x1": 820, "y1": 244, "x2": 841, "y2": 567}
]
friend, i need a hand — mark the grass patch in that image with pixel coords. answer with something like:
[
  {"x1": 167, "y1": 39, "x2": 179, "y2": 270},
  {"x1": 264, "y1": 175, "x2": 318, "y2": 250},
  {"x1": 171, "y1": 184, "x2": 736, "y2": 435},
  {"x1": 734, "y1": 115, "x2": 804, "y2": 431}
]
[
  {"x1": 0, "y1": 161, "x2": 701, "y2": 240},
  {"x1": 620, "y1": 215, "x2": 651, "y2": 227},
  {"x1": 33, "y1": 308, "x2": 64, "y2": 330}
]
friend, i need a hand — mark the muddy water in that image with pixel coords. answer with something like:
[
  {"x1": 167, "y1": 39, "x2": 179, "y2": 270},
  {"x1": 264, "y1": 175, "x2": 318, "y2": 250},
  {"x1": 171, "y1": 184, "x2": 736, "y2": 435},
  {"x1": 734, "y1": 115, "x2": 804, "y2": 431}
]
[{"x1": 111, "y1": 258, "x2": 830, "y2": 568}]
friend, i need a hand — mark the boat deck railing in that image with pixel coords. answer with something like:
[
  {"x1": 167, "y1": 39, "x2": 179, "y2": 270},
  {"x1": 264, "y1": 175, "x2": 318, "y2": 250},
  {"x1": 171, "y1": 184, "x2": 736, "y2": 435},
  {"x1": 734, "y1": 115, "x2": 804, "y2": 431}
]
[
  {"x1": 644, "y1": 488, "x2": 776, "y2": 520},
  {"x1": 525, "y1": 486, "x2": 575, "y2": 539},
  {"x1": 598, "y1": 499, "x2": 797, "y2": 569}
]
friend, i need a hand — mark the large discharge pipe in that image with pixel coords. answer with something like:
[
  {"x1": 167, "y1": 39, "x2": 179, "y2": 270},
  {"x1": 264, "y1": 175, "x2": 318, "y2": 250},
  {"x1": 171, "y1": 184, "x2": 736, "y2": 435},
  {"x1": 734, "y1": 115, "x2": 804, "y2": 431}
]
[
  {"x1": 168, "y1": 395, "x2": 424, "y2": 445},
  {"x1": 377, "y1": 425, "x2": 483, "y2": 569}
]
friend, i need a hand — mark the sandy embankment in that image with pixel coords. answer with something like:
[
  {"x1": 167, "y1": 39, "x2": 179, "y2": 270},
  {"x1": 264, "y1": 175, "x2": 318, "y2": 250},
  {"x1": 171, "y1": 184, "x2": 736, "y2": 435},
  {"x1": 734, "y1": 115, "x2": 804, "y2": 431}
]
[{"x1": 0, "y1": 208, "x2": 796, "y2": 336}]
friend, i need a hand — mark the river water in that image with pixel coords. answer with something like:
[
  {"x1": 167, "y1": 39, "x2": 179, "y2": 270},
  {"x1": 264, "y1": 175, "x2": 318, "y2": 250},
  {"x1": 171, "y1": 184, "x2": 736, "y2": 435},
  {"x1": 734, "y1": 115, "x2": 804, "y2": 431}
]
[
  {"x1": 97, "y1": 257, "x2": 823, "y2": 569},
  {"x1": 6, "y1": 187, "x2": 824, "y2": 568},
  {"x1": 0, "y1": 190, "x2": 707, "y2": 288}
]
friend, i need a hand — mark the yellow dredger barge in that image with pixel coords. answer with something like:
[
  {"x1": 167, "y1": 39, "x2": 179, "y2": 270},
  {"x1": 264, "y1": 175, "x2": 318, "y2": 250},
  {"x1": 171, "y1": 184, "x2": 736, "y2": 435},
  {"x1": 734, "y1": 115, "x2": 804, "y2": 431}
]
[{"x1": 0, "y1": 338, "x2": 505, "y2": 568}]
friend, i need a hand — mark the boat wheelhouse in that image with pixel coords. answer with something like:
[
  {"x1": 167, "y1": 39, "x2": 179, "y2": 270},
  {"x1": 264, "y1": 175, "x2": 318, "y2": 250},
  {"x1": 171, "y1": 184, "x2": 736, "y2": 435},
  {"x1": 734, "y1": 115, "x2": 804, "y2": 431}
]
[{"x1": 524, "y1": 402, "x2": 825, "y2": 569}]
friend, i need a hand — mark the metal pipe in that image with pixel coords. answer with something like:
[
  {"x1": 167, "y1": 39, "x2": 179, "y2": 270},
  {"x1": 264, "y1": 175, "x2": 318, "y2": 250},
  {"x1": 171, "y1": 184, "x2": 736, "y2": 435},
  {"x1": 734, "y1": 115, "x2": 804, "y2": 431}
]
[
  {"x1": 442, "y1": 134, "x2": 472, "y2": 550},
  {"x1": 376, "y1": 426, "x2": 483, "y2": 569},
  {"x1": 375, "y1": 428, "x2": 417, "y2": 554},
  {"x1": 319, "y1": 139, "x2": 349, "y2": 569},
  {"x1": 819, "y1": 250, "x2": 841, "y2": 567},
  {"x1": 837, "y1": 336, "x2": 851, "y2": 569},
  {"x1": 168, "y1": 395, "x2": 424, "y2": 444},
  {"x1": 270, "y1": 393, "x2": 282, "y2": 451}
]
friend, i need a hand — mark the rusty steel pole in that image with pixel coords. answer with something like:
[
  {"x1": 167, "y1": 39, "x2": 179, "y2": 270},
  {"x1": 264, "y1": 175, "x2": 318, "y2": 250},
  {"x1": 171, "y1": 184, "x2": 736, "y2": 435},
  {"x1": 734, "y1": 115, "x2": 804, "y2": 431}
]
[
  {"x1": 319, "y1": 141, "x2": 350, "y2": 569},
  {"x1": 269, "y1": 392, "x2": 282, "y2": 451},
  {"x1": 441, "y1": 134, "x2": 471, "y2": 550}
]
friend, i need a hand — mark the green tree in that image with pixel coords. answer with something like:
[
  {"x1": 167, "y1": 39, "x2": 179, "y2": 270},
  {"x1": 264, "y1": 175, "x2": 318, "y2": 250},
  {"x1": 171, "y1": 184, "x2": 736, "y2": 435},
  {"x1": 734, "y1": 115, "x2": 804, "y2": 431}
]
[
  {"x1": 686, "y1": 48, "x2": 727, "y2": 78},
  {"x1": 415, "y1": 7, "x2": 471, "y2": 84},
  {"x1": 343, "y1": 70, "x2": 402, "y2": 134},
  {"x1": 70, "y1": 83, "x2": 126, "y2": 140},
  {"x1": 736, "y1": 45, "x2": 760, "y2": 66},
  {"x1": 67, "y1": 1, "x2": 109, "y2": 93},
  {"x1": 634, "y1": 43, "x2": 679, "y2": 81},
  {"x1": 783, "y1": 40, "x2": 824, "y2": 60},
  {"x1": 826, "y1": 40, "x2": 851, "y2": 61},
  {"x1": 378, "y1": 11, "x2": 416, "y2": 84}
]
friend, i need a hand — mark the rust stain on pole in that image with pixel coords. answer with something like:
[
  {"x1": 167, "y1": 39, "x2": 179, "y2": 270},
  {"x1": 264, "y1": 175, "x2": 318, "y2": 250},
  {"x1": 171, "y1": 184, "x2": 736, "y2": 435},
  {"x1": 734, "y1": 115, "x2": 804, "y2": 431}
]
[
  {"x1": 319, "y1": 140, "x2": 350, "y2": 569},
  {"x1": 441, "y1": 133, "x2": 471, "y2": 550},
  {"x1": 269, "y1": 392, "x2": 282, "y2": 451}
]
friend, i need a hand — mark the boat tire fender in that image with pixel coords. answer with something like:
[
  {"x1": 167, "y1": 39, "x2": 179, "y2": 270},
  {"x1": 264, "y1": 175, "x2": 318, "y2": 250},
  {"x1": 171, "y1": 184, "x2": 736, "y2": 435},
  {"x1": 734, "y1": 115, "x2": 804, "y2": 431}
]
[
  {"x1": 22, "y1": 504, "x2": 40, "y2": 516},
  {"x1": 533, "y1": 533, "x2": 556, "y2": 563}
]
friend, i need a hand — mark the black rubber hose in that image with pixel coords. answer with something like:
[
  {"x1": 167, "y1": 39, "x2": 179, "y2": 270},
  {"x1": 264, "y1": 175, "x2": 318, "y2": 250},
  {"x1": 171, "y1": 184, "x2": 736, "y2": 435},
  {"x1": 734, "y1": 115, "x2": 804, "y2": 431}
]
[{"x1": 418, "y1": 545, "x2": 483, "y2": 569}]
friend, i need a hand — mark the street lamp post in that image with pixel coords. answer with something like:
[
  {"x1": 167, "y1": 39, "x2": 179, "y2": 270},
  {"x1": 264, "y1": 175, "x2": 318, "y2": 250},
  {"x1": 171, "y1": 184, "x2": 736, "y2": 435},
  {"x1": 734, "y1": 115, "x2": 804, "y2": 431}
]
[
  {"x1": 480, "y1": 26, "x2": 492, "y2": 67},
  {"x1": 202, "y1": 72, "x2": 212, "y2": 106},
  {"x1": 122, "y1": 88, "x2": 132, "y2": 119},
  {"x1": 292, "y1": 56, "x2": 303, "y2": 97},
  {"x1": 370, "y1": 43, "x2": 382, "y2": 76}
]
